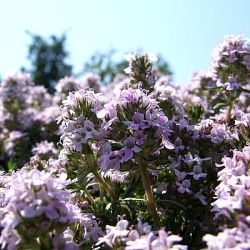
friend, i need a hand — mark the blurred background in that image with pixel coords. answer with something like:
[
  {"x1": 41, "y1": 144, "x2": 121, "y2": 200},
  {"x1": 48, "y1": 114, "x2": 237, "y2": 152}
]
[{"x1": 1, "y1": 0, "x2": 250, "y2": 86}]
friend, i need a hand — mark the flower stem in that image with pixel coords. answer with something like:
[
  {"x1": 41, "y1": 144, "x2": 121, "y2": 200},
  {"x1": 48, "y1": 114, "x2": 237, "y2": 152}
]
[
  {"x1": 226, "y1": 101, "x2": 234, "y2": 124},
  {"x1": 139, "y1": 159, "x2": 160, "y2": 229},
  {"x1": 82, "y1": 186, "x2": 98, "y2": 210},
  {"x1": 84, "y1": 147, "x2": 118, "y2": 201},
  {"x1": 91, "y1": 167, "x2": 118, "y2": 201},
  {"x1": 39, "y1": 237, "x2": 51, "y2": 250}
]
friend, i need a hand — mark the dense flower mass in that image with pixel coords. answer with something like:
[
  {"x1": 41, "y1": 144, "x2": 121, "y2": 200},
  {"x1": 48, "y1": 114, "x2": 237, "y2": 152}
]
[
  {"x1": 212, "y1": 35, "x2": 250, "y2": 85},
  {"x1": 212, "y1": 145, "x2": 250, "y2": 219},
  {"x1": 0, "y1": 35, "x2": 250, "y2": 249},
  {"x1": 0, "y1": 168, "x2": 100, "y2": 249},
  {"x1": 97, "y1": 218, "x2": 187, "y2": 250},
  {"x1": 97, "y1": 87, "x2": 174, "y2": 171},
  {"x1": 203, "y1": 145, "x2": 250, "y2": 249}
]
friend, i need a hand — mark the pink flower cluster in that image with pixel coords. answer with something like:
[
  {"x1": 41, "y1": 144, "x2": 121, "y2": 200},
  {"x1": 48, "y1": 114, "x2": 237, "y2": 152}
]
[
  {"x1": 0, "y1": 73, "x2": 60, "y2": 167},
  {"x1": 212, "y1": 145, "x2": 250, "y2": 219},
  {"x1": 97, "y1": 217, "x2": 187, "y2": 250},
  {"x1": 98, "y1": 88, "x2": 174, "y2": 171},
  {"x1": 203, "y1": 145, "x2": 250, "y2": 249},
  {"x1": 0, "y1": 168, "x2": 100, "y2": 249},
  {"x1": 212, "y1": 35, "x2": 250, "y2": 85}
]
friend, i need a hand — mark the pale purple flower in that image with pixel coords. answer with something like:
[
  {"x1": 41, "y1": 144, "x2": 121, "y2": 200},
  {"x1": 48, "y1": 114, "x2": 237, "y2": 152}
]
[
  {"x1": 174, "y1": 169, "x2": 188, "y2": 182},
  {"x1": 0, "y1": 168, "x2": 98, "y2": 249},
  {"x1": 182, "y1": 153, "x2": 195, "y2": 167},
  {"x1": 55, "y1": 76, "x2": 81, "y2": 95},
  {"x1": 173, "y1": 137, "x2": 185, "y2": 153},
  {"x1": 136, "y1": 217, "x2": 152, "y2": 235},
  {"x1": 204, "y1": 226, "x2": 250, "y2": 250},
  {"x1": 97, "y1": 219, "x2": 130, "y2": 247},
  {"x1": 96, "y1": 100, "x2": 118, "y2": 120},
  {"x1": 31, "y1": 140, "x2": 58, "y2": 160},
  {"x1": 99, "y1": 142, "x2": 112, "y2": 170},
  {"x1": 146, "y1": 74, "x2": 155, "y2": 85},
  {"x1": 193, "y1": 189, "x2": 208, "y2": 205},
  {"x1": 189, "y1": 165, "x2": 207, "y2": 180},
  {"x1": 242, "y1": 54, "x2": 250, "y2": 70},
  {"x1": 176, "y1": 179, "x2": 192, "y2": 194},
  {"x1": 216, "y1": 76, "x2": 240, "y2": 91},
  {"x1": 97, "y1": 218, "x2": 186, "y2": 250},
  {"x1": 102, "y1": 169, "x2": 129, "y2": 183},
  {"x1": 82, "y1": 73, "x2": 101, "y2": 92},
  {"x1": 120, "y1": 136, "x2": 141, "y2": 162},
  {"x1": 212, "y1": 145, "x2": 250, "y2": 220},
  {"x1": 133, "y1": 130, "x2": 146, "y2": 145},
  {"x1": 4, "y1": 131, "x2": 28, "y2": 157},
  {"x1": 124, "y1": 112, "x2": 149, "y2": 131}
]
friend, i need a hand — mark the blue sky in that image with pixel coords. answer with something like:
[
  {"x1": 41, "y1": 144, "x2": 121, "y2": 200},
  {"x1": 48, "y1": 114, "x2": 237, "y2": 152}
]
[{"x1": 0, "y1": 0, "x2": 250, "y2": 83}]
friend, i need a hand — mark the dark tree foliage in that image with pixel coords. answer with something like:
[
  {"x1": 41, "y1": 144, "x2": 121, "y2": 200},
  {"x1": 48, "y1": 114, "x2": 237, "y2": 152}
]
[
  {"x1": 82, "y1": 50, "x2": 172, "y2": 85},
  {"x1": 25, "y1": 32, "x2": 72, "y2": 93},
  {"x1": 23, "y1": 32, "x2": 171, "y2": 91},
  {"x1": 155, "y1": 54, "x2": 173, "y2": 75},
  {"x1": 82, "y1": 49, "x2": 127, "y2": 85}
]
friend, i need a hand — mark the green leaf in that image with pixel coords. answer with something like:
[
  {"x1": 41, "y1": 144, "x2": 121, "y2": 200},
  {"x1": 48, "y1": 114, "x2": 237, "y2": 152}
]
[
  {"x1": 123, "y1": 198, "x2": 147, "y2": 202},
  {"x1": 213, "y1": 102, "x2": 227, "y2": 110},
  {"x1": 123, "y1": 174, "x2": 141, "y2": 198},
  {"x1": 157, "y1": 199, "x2": 187, "y2": 210},
  {"x1": 7, "y1": 160, "x2": 17, "y2": 172},
  {"x1": 240, "y1": 87, "x2": 250, "y2": 94},
  {"x1": 105, "y1": 203, "x2": 112, "y2": 210}
]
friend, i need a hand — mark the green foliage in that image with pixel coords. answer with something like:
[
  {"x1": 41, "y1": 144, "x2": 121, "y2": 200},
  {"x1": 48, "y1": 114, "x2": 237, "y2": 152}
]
[
  {"x1": 23, "y1": 33, "x2": 172, "y2": 92},
  {"x1": 7, "y1": 160, "x2": 17, "y2": 171},
  {"x1": 24, "y1": 32, "x2": 72, "y2": 93},
  {"x1": 185, "y1": 104, "x2": 204, "y2": 124},
  {"x1": 82, "y1": 50, "x2": 172, "y2": 85},
  {"x1": 82, "y1": 49, "x2": 127, "y2": 84},
  {"x1": 154, "y1": 54, "x2": 173, "y2": 75}
]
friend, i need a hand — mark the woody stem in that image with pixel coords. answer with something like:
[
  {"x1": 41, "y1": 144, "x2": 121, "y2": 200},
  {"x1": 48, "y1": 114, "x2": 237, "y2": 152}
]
[
  {"x1": 139, "y1": 159, "x2": 160, "y2": 229},
  {"x1": 90, "y1": 167, "x2": 118, "y2": 201},
  {"x1": 226, "y1": 101, "x2": 234, "y2": 124}
]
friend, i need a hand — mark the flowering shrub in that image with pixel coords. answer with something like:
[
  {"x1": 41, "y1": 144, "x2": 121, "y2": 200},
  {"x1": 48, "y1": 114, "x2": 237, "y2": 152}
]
[
  {"x1": 0, "y1": 73, "x2": 59, "y2": 168},
  {"x1": 0, "y1": 35, "x2": 250, "y2": 249},
  {"x1": 203, "y1": 146, "x2": 250, "y2": 249},
  {"x1": 97, "y1": 217, "x2": 187, "y2": 249},
  {"x1": 0, "y1": 167, "x2": 100, "y2": 249}
]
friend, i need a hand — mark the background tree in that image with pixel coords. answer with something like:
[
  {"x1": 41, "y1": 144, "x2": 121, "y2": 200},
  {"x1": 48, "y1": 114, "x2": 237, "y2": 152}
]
[
  {"x1": 82, "y1": 49, "x2": 127, "y2": 85},
  {"x1": 24, "y1": 32, "x2": 72, "y2": 93},
  {"x1": 82, "y1": 49, "x2": 172, "y2": 85},
  {"x1": 23, "y1": 32, "x2": 172, "y2": 92},
  {"x1": 154, "y1": 54, "x2": 173, "y2": 75}
]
